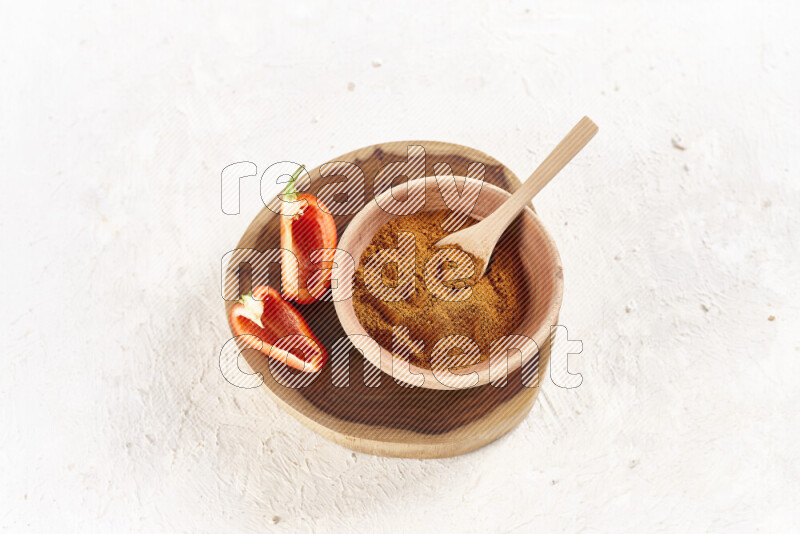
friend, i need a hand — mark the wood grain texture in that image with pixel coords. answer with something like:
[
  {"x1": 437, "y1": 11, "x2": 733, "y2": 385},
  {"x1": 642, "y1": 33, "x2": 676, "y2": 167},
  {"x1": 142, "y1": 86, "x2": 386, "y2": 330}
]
[{"x1": 224, "y1": 140, "x2": 560, "y2": 458}]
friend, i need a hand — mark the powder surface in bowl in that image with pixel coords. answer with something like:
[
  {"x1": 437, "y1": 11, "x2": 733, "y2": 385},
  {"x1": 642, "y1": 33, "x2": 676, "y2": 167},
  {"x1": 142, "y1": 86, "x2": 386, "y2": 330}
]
[{"x1": 352, "y1": 210, "x2": 529, "y2": 370}]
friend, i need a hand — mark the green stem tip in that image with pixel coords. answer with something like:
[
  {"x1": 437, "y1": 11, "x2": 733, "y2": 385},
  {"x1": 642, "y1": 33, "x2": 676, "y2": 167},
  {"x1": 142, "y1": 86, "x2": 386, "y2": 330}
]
[{"x1": 283, "y1": 164, "x2": 305, "y2": 202}]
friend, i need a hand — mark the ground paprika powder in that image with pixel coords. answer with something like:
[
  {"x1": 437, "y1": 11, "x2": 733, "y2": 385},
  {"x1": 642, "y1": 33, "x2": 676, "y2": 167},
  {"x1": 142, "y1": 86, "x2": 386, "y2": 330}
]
[{"x1": 352, "y1": 210, "x2": 529, "y2": 370}]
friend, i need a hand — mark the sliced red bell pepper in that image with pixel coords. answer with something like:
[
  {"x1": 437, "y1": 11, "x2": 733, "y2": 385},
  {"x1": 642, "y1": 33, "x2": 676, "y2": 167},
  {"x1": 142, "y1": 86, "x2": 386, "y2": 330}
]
[
  {"x1": 229, "y1": 285, "x2": 327, "y2": 373},
  {"x1": 280, "y1": 166, "x2": 338, "y2": 304}
]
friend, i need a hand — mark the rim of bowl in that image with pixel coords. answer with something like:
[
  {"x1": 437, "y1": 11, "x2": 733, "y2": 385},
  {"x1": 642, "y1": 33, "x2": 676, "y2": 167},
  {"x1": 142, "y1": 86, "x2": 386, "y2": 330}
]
[{"x1": 334, "y1": 176, "x2": 564, "y2": 390}]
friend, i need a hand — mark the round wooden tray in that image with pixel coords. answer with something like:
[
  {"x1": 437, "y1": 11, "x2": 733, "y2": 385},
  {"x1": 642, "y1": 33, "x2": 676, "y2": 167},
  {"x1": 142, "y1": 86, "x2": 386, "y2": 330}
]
[{"x1": 224, "y1": 141, "x2": 556, "y2": 458}]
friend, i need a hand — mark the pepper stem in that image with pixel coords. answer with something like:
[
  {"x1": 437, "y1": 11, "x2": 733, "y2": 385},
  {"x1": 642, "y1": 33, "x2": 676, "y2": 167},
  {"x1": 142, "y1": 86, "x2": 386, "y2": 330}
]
[
  {"x1": 238, "y1": 293, "x2": 265, "y2": 329},
  {"x1": 283, "y1": 164, "x2": 305, "y2": 203}
]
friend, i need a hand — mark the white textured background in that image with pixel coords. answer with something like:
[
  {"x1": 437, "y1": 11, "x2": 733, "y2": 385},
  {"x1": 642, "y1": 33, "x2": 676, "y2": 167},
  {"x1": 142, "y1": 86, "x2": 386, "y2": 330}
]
[{"x1": 2, "y1": 1, "x2": 799, "y2": 532}]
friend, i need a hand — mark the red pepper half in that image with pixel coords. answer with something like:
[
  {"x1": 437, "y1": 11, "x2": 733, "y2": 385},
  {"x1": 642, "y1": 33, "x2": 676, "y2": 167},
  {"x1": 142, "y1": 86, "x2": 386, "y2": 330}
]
[
  {"x1": 279, "y1": 167, "x2": 337, "y2": 304},
  {"x1": 229, "y1": 286, "x2": 327, "y2": 373}
]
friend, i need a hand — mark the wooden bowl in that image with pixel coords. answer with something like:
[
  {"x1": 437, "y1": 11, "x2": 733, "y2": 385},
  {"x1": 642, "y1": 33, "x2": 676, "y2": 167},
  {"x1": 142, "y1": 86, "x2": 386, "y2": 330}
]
[
  {"x1": 335, "y1": 176, "x2": 563, "y2": 390},
  {"x1": 225, "y1": 140, "x2": 564, "y2": 458}
]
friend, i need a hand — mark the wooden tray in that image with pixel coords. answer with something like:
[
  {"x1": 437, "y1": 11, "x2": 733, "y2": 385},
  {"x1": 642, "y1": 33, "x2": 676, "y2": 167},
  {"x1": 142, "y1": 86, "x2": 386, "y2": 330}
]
[{"x1": 224, "y1": 141, "x2": 555, "y2": 458}]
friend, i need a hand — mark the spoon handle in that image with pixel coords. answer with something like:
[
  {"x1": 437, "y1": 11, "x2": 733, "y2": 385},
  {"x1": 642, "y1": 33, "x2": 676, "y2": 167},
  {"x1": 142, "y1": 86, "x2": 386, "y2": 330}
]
[{"x1": 482, "y1": 116, "x2": 598, "y2": 236}]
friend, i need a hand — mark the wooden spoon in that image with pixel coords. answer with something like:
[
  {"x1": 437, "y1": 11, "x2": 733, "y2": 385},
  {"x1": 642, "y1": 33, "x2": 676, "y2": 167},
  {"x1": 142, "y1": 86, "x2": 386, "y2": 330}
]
[{"x1": 435, "y1": 116, "x2": 598, "y2": 277}]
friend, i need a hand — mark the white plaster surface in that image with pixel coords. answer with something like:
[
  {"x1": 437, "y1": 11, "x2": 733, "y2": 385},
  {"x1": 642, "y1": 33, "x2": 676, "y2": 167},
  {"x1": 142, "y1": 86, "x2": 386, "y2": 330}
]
[{"x1": 2, "y1": 1, "x2": 799, "y2": 532}]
